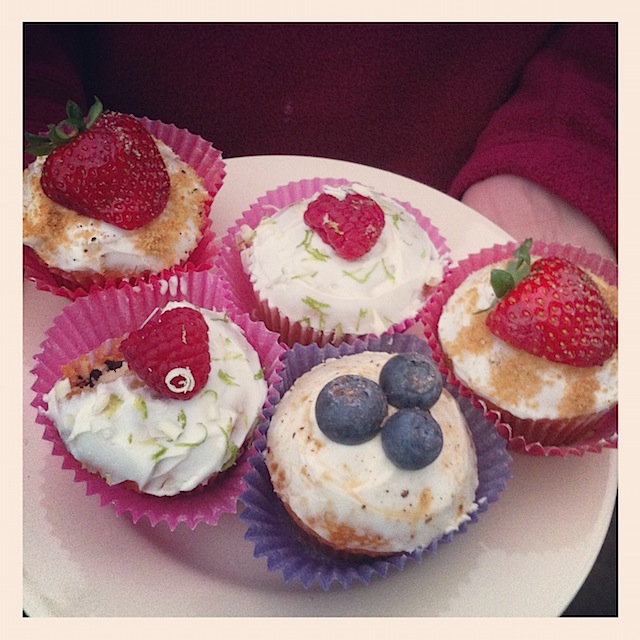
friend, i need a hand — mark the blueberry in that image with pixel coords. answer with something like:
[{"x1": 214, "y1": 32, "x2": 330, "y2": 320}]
[
  {"x1": 315, "y1": 374, "x2": 388, "y2": 445},
  {"x1": 381, "y1": 408, "x2": 443, "y2": 470},
  {"x1": 379, "y1": 352, "x2": 442, "y2": 410}
]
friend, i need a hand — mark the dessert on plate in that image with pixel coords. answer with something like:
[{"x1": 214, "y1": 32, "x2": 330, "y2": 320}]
[
  {"x1": 23, "y1": 98, "x2": 224, "y2": 297},
  {"x1": 218, "y1": 178, "x2": 449, "y2": 346},
  {"x1": 43, "y1": 300, "x2": 268, "y2": 497},
  {"x1": 31, "y1": 270, "x2": 284, "y2": 529},
  {"x1": 423, "y1": 239, "x2": 618, "y2": 454},
  {"x1": 265, "y1": 349, "x2": 479, "y2": 555},
  {"x1": 239, "y1": 333, "x2": 512, "y2": 589}
]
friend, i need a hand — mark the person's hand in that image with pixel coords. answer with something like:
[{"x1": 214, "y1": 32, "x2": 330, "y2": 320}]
[{"x1": 461, "y1": 174, "x2": 616, "y2": 262}]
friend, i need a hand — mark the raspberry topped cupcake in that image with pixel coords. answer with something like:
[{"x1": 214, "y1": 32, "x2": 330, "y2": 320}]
[
  {"x1": 44, "y1": 301, "x2": 267, "y2": 497},
  {"x1": 218, "y1": 178, "x2": 448, "y2": 347},
  {"x1": 423, "y1": 239, "x2": 618, "y2": 455},
  {"x1": 31, "y1": 270, "x2": 284, "y2": 529},
  {"x1": 23, "y1": 98, "x2": 224, "y2": 298}
]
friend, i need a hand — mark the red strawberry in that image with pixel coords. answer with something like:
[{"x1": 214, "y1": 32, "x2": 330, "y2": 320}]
[
  {"x1": 303, "y1": 191, "x2": 385, "y2": 260},
  {"x1": 486, "y1": 255, "x2": 617, "y2": 367},
  {"x1": 121, "y1": 306, "x2": 211, "y2": 400},
  {"x1": 28, "y1": 98, "x2": 170, "y2": 230}
]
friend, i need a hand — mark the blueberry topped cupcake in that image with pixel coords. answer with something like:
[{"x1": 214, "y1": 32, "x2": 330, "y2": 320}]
[
  {"x1": 23, "y1": 98, "x2": 224, "y2": 298},
  {"x1": 265, "y1": 350, "x2": 479, "y2": 555},
  {"x1": 219, "y1": 178, "x2": 449, "y2": 347},
  {"x1": 239, "y1": 334, "x2": 512, "y2": 589}
]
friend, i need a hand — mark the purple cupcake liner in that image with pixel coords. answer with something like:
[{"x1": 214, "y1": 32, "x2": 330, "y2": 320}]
[
  {"x1": 30, "y1": 269, "x2": 285, "y2": 530},
  {"x1": 239, "y1": 332, "x2": 512, "y2": 590}
]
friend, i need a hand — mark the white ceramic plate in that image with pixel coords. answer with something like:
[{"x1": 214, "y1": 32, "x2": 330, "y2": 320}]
[{"x1": 23, "y1": 155, "x2": 617, "y2": 617}]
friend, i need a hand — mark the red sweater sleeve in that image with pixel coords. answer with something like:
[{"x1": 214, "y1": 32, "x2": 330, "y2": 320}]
[{"x1": 448, "y1": 24, "x2": 617, "y2": 250}]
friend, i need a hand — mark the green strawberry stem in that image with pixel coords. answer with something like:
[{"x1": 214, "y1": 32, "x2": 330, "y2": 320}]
[
  {"x1": 490, "y1": 237, "x2": 532, "y2": 297},
  {"x1": 24, "y1": 96, "x2": 103, "y2": 156},
  {"x1": 476, "y1": 237, "x2": 533, "y2": 313}
]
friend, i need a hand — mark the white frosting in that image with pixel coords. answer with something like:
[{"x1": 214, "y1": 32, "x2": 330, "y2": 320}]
[
  {"x1": 43, "y1": 302, "x2": 268, "y2": 497},
  {"x1": 266, "y1": 352, "x2": 478, "y2": 554},
  {"x1": 23, "y1": 140, "x2": 206, "y2": 276},
  {"x1": 438, "y1": 261, "x2": 618, "y2": 420},
  {"x1": 240, "y1": 184, "x2": 444, "y2": 335}
]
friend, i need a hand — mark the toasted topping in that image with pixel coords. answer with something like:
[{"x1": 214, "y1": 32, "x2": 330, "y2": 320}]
[
  {"x1": 23, "y1": 141, "x2": 209, "y2": 275},
  {"x1": 440, "y1": 258, "x2": 618, "y2": 419}
]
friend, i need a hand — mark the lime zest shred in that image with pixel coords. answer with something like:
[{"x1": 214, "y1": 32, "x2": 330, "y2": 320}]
[
  {"x1": 151, "y1": 445, "x2": 168, "y2": 461},
  {"x1": 291, "y1": 271, "x2": 318, "y2": 281},
  {"x1": 218, "y1": 369, "x2": 240, "y2": 386},
  {"x1": 212, "y1": 350, "x2": 244, "y2": 362},
  {"x1": 302, "y1": 296, "x2": 330, "y2": 312},
  {"x1": 176, "y1": 422, "x2": 208, "y2": 448},
  {"x1": 211, "y1": 312, "x2": 231, "y2": 324},
  {"x1": 306, "y1": 246, "x2": 330, "y2": 262},
  {"x1": 355, "y1": 308, "x2": 370, "y2": 333},
  {"x1": 134, "y1": 396, "x2": 148, "y2": 420},
  {"x1": 302, "y1": 296, "x2": 330, "y2": 330},
  {"x1": 102, "y1": 394, "x2": 123, "y2": 418},
  {"x1": 298, "y1": 230, "x2": 329, "y2": 262},
  {"x1": 381, "y1": 258, "x2": 396, "y2": 283},
  {"x1": 219, "y1": 419, "x2": 240, "y2": 471},
  {"x1": 343, "y1": 262, "x2": 379, "y2": 284}
]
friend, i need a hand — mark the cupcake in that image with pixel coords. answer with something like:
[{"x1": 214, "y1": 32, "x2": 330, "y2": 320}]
[
  {"x1": 23, "y1": 98, "x2": 224, "y2": 299},
  {"x1": 218, "y1": 178, "x2": 449, "y2": 347},
  {"x1": 240, "y1": 333, "x2": 512, "y2": 589},
  {"x1": 30, "y1": 270, "x2": 284, "y2": 529},
  {"x1": 422, "y1": 239, "x2": 618, "y2": 456}
]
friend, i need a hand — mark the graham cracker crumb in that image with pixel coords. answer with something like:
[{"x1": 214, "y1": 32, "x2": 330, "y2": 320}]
[{"x1": 443, "y1": 263, "x2": 618, "y2": 419}]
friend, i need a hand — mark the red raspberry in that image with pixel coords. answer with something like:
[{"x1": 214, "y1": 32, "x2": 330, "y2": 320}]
[
  {"x1": 121, "y1": 306, "x2": 211, "y2": 400},
  {"x1": 303, "y1": 192, "x2": 385, "y2": 260}
]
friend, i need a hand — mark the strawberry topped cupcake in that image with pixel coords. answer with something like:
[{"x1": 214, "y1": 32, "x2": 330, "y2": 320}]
[
  {"x1": 219, "y1": 178, "x2": 449, "y2": 347},
  {"x1": 23, "y1": 98, "x2": 224, "y2": 298},
  {"x1": 423, "y1": 239, "x2": 618, "y2": 455}
]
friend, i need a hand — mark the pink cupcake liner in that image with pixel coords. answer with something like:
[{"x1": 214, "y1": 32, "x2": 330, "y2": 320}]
[
  {"x1": 30, "y1": 270, "x2": 285, "y2": 530},
  {"x1": 421, "y1": 240, "x2": 618, "y2": 458},
  {"x1": 239, "y1": 332, "x2": 512, "y2": 590},
  {"x1": 216, "y1": 177, "x2": 451, "y2": 348},
  {"x1": 23, "y1": 116, "x2": 226, "y2": 301}
]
